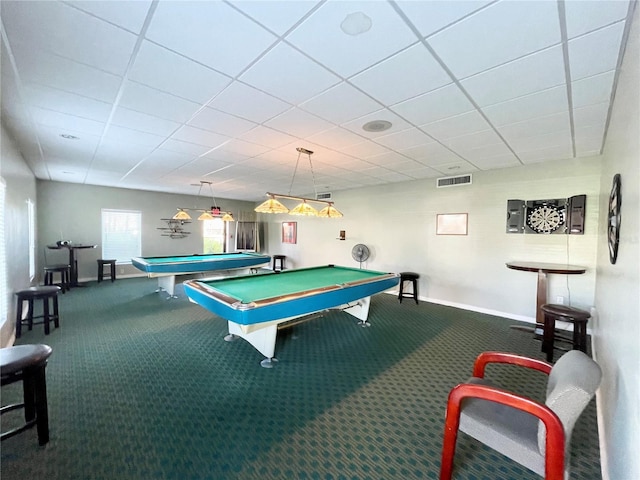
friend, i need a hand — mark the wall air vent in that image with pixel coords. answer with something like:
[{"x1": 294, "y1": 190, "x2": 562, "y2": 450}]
[
  {"x1": 436, "y1": 174, "x2": 472, "y2": 188},
  {"x1": 316, "y1": 192, "x2": 332, "y2": 200}
]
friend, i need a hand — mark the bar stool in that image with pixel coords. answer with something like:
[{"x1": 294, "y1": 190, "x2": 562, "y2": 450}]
[
  {"x1": 541, "y1": 304, "x2": 590, "y2": 362},
  {"x1": 44, "y1": 264, "x2": 70, "y2": 293},
  {"x1": 97, "y1": 259, "x2": 117, "y2": 282},
  {"x1": 273, "y1": 255, "x2": 286, "y2": 272},
  {"x1": 15, "y1": 286, "x2": 61, "y2": 338},
  {"x1": 1, "y1": 344, "x2": 53, "y2": 446},
  {"x1": 398, "y1": 272, "x2": 420, "y2": 304}
]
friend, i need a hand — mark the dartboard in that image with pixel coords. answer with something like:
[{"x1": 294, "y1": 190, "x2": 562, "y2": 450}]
[
  {"x1": 608, "y1": 174, "x2": 621, "y2": 264},
  {"x1": 526, "y1": 204, "x2": 565, "y2": 234}
]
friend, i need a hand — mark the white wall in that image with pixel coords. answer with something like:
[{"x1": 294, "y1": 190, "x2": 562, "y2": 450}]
[
  {"x1": 0, "y1": 124, "x2": 37, "y2": 347},
  {"x1": 593, "y1": 5, "x2": 640, "y2": 479},
  {"x1": 36, "y1": 181, "x2": 257, "y2": 281},
  {"x1": 260, "y1": 157, "x2": 601, "y2": 322}
]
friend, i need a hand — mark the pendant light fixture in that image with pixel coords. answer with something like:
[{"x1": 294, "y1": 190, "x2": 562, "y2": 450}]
[{"x1": 172, "y1": 181, "x2": 234, "y2": 222}]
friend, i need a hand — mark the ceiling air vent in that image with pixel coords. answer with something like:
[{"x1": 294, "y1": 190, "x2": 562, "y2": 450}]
[
  {"x1": 436, "y1": 174, "x2": 472, "y2": 188},
  {"x1": 316, "y1": 192, "x2": 332, "y2": 200}
]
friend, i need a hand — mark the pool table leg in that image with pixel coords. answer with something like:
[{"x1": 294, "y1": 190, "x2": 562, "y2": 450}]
[
  {"x1": 343, "y1": 296, "x2": 372, "y2": 326},
  {"x1": 157, "y1": 275, "x2": 178, "y2": 299},
  {"x1": 227, "y1": 321, "x2": 278, "y2": 368}
]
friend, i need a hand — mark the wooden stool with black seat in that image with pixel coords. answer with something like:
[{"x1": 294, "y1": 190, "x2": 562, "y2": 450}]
[
  {"x1": 44, "y1": 264, "x2": 70, "y2": 293},
  {"x1": 15, "y1": 286, "x2": 61, "y2": 338},
  {"x1": 398, "y1": 272, "x2": 420, "y2": 304},
  {"x1": 272, "y1": 255, "x2": 286, "y2": 272},
  {"x1": 1, "y1": 344, "x2": 53, "y2": 446},
  {"x1": 97, "y1": 259, "x2": 117, "y2": 282},
  {"x1": 541, "y1": 304, "x2": 590, "y2": 362}
]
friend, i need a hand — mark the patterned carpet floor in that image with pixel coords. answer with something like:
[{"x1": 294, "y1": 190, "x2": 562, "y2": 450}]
[{"x1": 1, "y1": 277, "x2": 601, "y2": 479}]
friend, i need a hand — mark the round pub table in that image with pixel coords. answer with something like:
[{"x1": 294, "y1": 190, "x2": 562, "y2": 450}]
[{"x1": 506, "y1": 261, "x2": 587, "y2": 327}]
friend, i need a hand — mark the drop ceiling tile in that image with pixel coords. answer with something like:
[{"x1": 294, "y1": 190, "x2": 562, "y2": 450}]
[
  {"x1": 2, "y1": 1, "x2": 138, "y2": 75},
  {"x1": 129, "y1": 41, "x2": 232, "y2": 104},
  {"x1": 173, "y1": 156, "x2": 233, "y2": 178},
  {"x1": 232, "y1": 1, "x2": 321, "y2": 35},
  {"x1": 573, "y1": 103, "x2": 610, "y2": 130},
  {"x1": 21, "y1": 84, "x2": 112, "y2": 123},
  {"x1": 444, "y1": 128, "x2": 504, "y2": 151},
  {"x1": 391, "y1": 83, "x2": 473, "y2": 125},
  {"x1": 265, "y1": 108, "x2": 335, "y2": 138},
  {"x1": 572, "y1": 71, "x2": 616, "y2": 108},
  {"x1": 421, "y1": 110, "x2": 492, "y2": 141},
  {"x1": 36, "y1": 124, "x2": 100, "y2": 155},
  {"x1": 366, "y1": 150, "x2": 414, "y2": 167},
  {"x1": 350, "y1": 43, "x2": 451, "y2": 105},
  {"x1": 94, "y1": 139, "x2": 157, "y2": 164},
  {"x1": 498, "y1": 112, "x2": 571, "y2": 143},
  {"x1": 472, "y1": 153, "x2": 521, "y2": 170},
  {"x1": 214, "y1": 139, "x2": 271, "y2": 158},
  {"x1": 404, "y1": 166, "x2": 441, "y2": 179},
  {"x1": 119, "y1": 81, "x2": 201, "y2": 123},
  {"x1": 146, "y1": 1, "x2": 276, "y2": 76},
  {"x1": 11, "y1": 46, "x2": 121, "y2": 103},
  {"x1": 188, "y1": 107, "x2": 257, "y2": 137},
  {"x1": 395, "y1": 1, "x2": 493, "y2": 37},
  {"x1": 461, "y1": 45, "x2": 566, "y2": 107},
  {"x1": 239, "y1": 126, "x2": 298, "y2": 149},
  {"x1": 286, "y1": 1, "x2": 417, "y2": 77},
  {"x1": 374, "y1": 128, "x2": 434, "y2": 150},
  {"x1": 299, "y1": 82, "x2": 382, "y2": 124},
  {"x1": 431, "y1": 161, "x2": 478, "y2": 174},
  {"x1": 126, "y1": 149, "x2": 194, "y2": 178},
  {"x1": 171, "y1": 125, "x2": 231, "y2": 149},
  {"x1": 565, "y1": 0, "x2": 631, "y2": 39},
  {"x1": 428, "y1": 0, "x2": 560, "y2": 79},
  {"x1": 510, "y1": 131, "x2": 572, "y2": 154},
  {"x1": 518, "y1": 143, "x2": 573, "y2": 163},
  {"x1": 575, "y1": 124, "x2": 606, "y2": 153},
  {"x1": 66, "y1": 0, "x2": 153, "y2": 33},
  {"x1": 208, "y1": 82, "x2": 291, "y2": 123},
  {"x1": 105, "y1": 125, "x2": 165, "y2": 148},
  {"x1": 453, "y1": 142, "x2": 514, "y2": 162},
  {"x1": 400, "y1": 142, "x2": 462, "y2": 166},
  {"x1": 30, "y1": 107, "x2": 106, "y2": 136},
  {"x1": 482, "y1": 85, "x2": 568, "y2": 126},
  {"x1": 307, "y1": 127, "x2": 367, "y2": 149},
  {"x1": 161, "y1": 138, "x2": 213, "y2": 157},
  {"x1": 240, "y1": 43, "x2": 341, "y2": 105},
  {"x1": 111, "y1": 107, "x2": 182, "y2": 137},
  {"x1": 340, "y1": 140, "x2": 391, "y2": 159},
  {"x1": 569, "y1": 22, "x2": 625, "y2": 81}
]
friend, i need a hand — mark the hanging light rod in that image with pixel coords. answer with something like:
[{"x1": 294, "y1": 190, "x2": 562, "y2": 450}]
[
  {"x1": 174, "y1": 180, "x2": 235, "y2": 222},
  {"x1": 254, "y1": 147, "x2": 343, "y2": 218}
]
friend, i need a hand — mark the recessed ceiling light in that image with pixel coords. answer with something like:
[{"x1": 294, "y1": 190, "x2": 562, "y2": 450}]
[
  {"x1": 340, "y1": 12, "x2": 372, "y2": 36},
  {"x1": 60, "y1": 134, "x2": 78, "y2": 140},
  {"x1": 362, "y1": 120, "x2": 392, "y2": 132}
]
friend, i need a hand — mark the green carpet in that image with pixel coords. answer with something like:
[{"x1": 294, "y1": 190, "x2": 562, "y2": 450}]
[{"x1": 1, "y1": 277, "x2": 601, "y2": 479}]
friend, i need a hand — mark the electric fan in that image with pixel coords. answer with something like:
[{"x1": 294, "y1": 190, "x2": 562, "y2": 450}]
[{"x1": 351, "y1": 244, "x2": 370, "y2": 268}]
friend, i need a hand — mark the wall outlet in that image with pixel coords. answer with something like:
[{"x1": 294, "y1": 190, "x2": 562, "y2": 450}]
[{"x1": 556, "y1": 296, "x2": 564, "y2": 304}]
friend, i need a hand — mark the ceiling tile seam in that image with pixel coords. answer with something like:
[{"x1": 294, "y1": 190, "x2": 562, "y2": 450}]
[
  {"x1": 61, "y1": 0, "x2": 152, "y2": 36},
  {"x1": 557, "y1": 0, "x2": 577, "y2": 159},
  {"x1": 417, "y1": 0, "x2": 501, "y2": 40},
  {"x1": 0, "y1": 20, "x2": 51, "y2": 180},
  {"x1": 388, "y1": 0, "x2": 525, "y2": 168},
  {"x1": 85, "y1": 0, "x2": 161, "y2": 184},
  {"x1": 598, "y1": 0, "x2": 638, "y2": 155}
]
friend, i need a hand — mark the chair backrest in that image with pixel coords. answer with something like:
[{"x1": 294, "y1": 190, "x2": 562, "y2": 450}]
[{"x1": 538, "y1": 350, "x2": 602, "y2": 454}]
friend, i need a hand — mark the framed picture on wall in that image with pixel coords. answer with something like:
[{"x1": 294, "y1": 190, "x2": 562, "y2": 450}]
[
  {"x1": 436, "y1": 213, "x2": 468, "y2": 235},
  {"x1": 282, "y1": 222, "x2": 297, "y2": 244}
]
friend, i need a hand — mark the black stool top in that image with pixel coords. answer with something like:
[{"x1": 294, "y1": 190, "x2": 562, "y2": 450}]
[
  {"x1": 541, "y1": 304, "x2": 591, "y2": 320},
  {"x1": 273, "y1": 255, "x2": 286, "y2": 260},
  {"x1": 0, "y1": 344, "x2": 53, "y2": 375},
  {"x1": 400, "y1": 272, "x2": 420, "y2": 280},
  {"x1": 45, "y1": 264, "x2": 70, "y2": 270},
  {"x1": 15, "y1": 286, "x2": 61, "y2": 298},
  {"x1": 98, "y1": 259, "x2": 117, "y2": 263}
]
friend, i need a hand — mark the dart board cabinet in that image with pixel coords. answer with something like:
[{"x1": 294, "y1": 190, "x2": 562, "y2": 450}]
[{"x1": 506, "y1": 195, "x2": 586, "y2": 235}]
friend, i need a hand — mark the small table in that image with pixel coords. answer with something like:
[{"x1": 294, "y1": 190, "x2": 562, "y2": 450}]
[
  {"x1": 131, "y1": 252, "x2": 271, "y2": 298},
  {"x1": 506, "y1": 261, "x2": 587, "y2": 327},
  {"x1": 47, "y1": 244, "x2": 97, "y2": 288},
  {"x1": 183, "y1": 265, "x2": 400, "y2": 367}
]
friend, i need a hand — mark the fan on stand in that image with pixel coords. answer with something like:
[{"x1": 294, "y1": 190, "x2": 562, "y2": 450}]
[{"x1": 351, "y1": 244, "x2": 370, "y2": 268}]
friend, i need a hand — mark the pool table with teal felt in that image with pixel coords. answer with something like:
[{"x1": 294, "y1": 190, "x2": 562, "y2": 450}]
[
  {"x1": 183, "y1": 265, "x2": 399, "y2": 367},
  {"x1": 131, "y1": 252, "x2": 270, "y2": 298}
]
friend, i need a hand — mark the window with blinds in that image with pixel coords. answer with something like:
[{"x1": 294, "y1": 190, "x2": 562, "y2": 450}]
[{"x1": 101, "y1": 209, "x2": 141, "y2": 264}]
